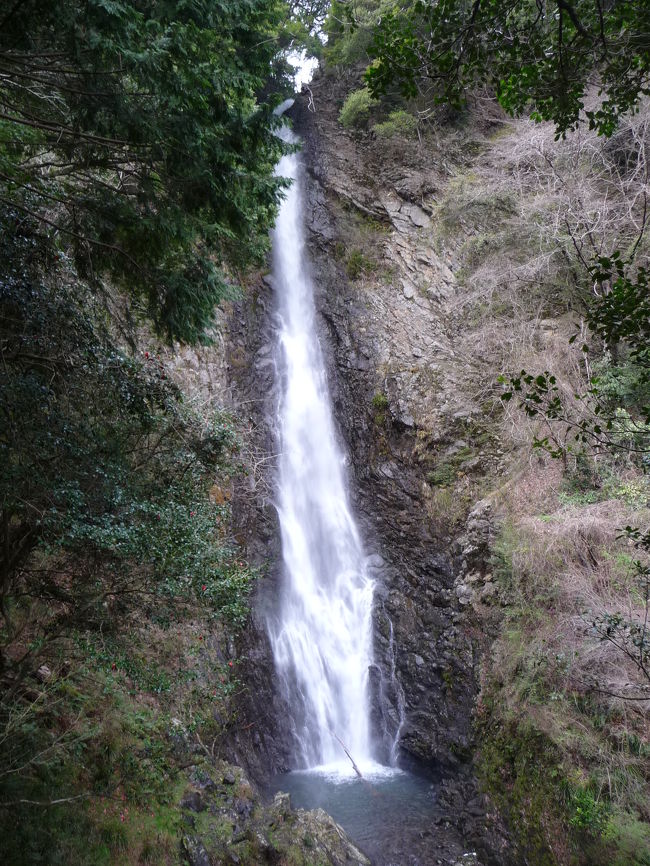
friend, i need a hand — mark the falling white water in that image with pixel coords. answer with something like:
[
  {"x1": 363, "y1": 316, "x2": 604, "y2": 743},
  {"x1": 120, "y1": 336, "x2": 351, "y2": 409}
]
[
  {"x1": 387, "y1": 619, "x2": 407, "y2": 766},
  {"x1": 268, "y1": 115, "x2": 376, "y2": 772}
]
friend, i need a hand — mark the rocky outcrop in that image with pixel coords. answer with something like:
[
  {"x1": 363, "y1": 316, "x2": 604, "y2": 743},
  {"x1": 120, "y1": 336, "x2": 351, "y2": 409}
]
[{"x1": 179, "y1": 760, "x2": 370, "y2": 866}]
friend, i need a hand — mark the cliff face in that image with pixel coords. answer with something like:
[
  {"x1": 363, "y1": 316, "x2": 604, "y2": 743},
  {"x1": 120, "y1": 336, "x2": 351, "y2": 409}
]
[
  {"x1": 227, "y1": 86, "x2": 491, "y2": 773},
  {"x1": 227, "y1": 69, "x2": 650, "y2": 866},
  {"x1": 292, "y1": 90, "x2": 481, "y2": 772},
  {"x1": 220, "y1": 82, "x2": 512, "y2": 863},
  {"x1": 291, "y1": 89, "x2": 508, "y2": 858}
]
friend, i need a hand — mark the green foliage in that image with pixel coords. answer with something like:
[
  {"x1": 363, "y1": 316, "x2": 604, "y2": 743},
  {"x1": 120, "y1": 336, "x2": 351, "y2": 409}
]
[
  {"x1": 498, "y1": 353, "x2": 650, "y2": 463},
  {"x1": 0, "y1": 639, "x2": 239, "y2": 865},
  {"x1": 345, "y1": 247, "x2": 375, "y2": 278},
  {"x1": 373, "y1": 110, "x2": 418, "y2": 139},
  {"x1": 591, "y1": 356, "x2": 650, "y2": 421},
  {"x1": 283, "y1": 0, "x2": 330, "y2": 57},
  {"x1": 0, "y1": 227, "x2": 253, "y2": 704},
  {"x1": 568, "y1": 786, "x2": 609, "y2": 833},
  {"x1": 604, "y1": 811, "x2": 650, "y2": 866},
  {"x1": 426, "y1": 446, "x2": 476, "y2": 488},
  {"x1": 366, "y1": 0, "x2": 650, "y2": 138},
  {"x1": 586, "y1": 255, "x2": 650, "y2": 417},
  {"x1": 371, "y1": 391, "x2": 389, "y2": 411},
  {"x1": 478, "y1": 659, "x2": 648, "y2": 865},
  {"x1": 477, "y1": 716, "x2": 563, "y2": 866},
  {"x1": 0, "y1": 0, "x2": 293, "y2": 341},
  {"x1": 323, "y1": 0, "x2": 382, "y2": 67},
  {"x1": 339, "y1": 87, "x2": 377, "y2": 129},
  {"x1": 591, "y1": 526, "x2": 650, "y2": 689},
  {"x1": 559, "y1": 452, "x2": 601, "y2": 505},
  {"x1": 427, "y1": 464, "x2": 456, "y2": 488},
  {"x1": 371, "y1": 390, "x2": 389, "y2": 426}
]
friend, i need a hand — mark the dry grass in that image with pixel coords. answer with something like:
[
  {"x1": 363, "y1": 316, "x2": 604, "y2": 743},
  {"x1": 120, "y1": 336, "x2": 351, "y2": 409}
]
[
  {"x1": 431, "y1": 99, "x2": 650, "y2": 468},
  {"x1": 385, "y1": 89, "x2": 650, "y2": 863},
  {"x1": 488, "y1": 485, "x2": 650, "y2": 839}
]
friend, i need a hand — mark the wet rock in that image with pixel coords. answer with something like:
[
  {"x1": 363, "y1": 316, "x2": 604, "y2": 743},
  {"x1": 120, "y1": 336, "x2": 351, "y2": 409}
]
[
  {"x1": 181, "y1": 790, "x2": 206, "y2": 813},
  {"x1": 366, "y1": 553, "x2": 385, "y2": 568},
  {"x1": 273, "y1": 791, "x2": 291, "y2": 814},
  {"x1": 220, "y1": 85, "x2": 515, "y2": 866},
  {"x1": 181, "y1": 835, "x2": 211, "y2": 866}
]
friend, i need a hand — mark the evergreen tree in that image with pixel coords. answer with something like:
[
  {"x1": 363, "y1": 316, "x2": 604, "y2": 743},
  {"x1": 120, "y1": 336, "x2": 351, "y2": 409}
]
[
  {"x1": 366, "y1": 0, "x2": 650, "y2": 138},
  {"x1": 0, "y1": 0, "x2": 291, "y2": 341}
]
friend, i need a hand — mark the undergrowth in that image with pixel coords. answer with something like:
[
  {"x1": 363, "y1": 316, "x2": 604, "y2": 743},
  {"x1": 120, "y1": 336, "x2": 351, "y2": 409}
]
[
  {"x1": 0, "y1": 618, "x2": 244, "y2": 865},
  {"x1": 478, "y1": 467, "x2": 650, "y2": 866},
  {"x1": 0, "y1": 214, "x2": 255, "y2": 864}
]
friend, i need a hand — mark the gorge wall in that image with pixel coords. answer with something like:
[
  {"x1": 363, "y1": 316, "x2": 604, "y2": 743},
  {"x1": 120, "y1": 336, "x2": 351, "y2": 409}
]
[
  {"x1": 222, "y1": 81, "x2": 513, "y2": 865},
  {"x1": 224, "y1": 67, "x2": 650, "y2": 866}
]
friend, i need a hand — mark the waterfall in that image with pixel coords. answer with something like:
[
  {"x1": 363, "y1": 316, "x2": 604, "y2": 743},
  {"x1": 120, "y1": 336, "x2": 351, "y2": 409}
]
[
  {"x1": 268, "y1": 117, "x2": 376, "y2": 771},
  {"x1": 387, "y1": 619, "x2": 407, "y2": 766}
]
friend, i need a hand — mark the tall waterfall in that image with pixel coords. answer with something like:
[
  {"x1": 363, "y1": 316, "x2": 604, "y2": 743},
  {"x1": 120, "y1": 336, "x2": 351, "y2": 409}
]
[{"x1": 268, "y1": 119, "x2": 376, "y2": 771}]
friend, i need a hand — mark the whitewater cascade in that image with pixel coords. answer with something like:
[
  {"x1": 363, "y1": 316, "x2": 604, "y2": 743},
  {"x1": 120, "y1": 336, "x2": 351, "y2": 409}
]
[{"x1": 268, "y1": 119, "x2": 376, "y2": 771}]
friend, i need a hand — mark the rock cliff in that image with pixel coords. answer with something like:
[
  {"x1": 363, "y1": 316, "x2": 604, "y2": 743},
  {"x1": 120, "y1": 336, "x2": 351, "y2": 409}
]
[{"x1": 221, "y1": 80, "x2": 513, "y2": 864}]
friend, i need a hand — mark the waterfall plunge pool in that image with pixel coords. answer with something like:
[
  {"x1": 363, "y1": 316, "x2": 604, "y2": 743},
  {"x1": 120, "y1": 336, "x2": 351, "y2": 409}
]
[{"x1": 268, "y1": 763, "x2": 441, "y2": 866}]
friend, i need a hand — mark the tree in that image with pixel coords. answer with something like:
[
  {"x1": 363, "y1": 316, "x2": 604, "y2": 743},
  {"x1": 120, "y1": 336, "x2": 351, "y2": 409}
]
[
  {"x1": 0, "y1": 0, "x2": 291, "y2": 342},
  {"x1": 366, "y1": 0, "x2": 650, "y2": 138},
  {"x1": 0, "y1": 223, "x2": 253, "y2": 690}
]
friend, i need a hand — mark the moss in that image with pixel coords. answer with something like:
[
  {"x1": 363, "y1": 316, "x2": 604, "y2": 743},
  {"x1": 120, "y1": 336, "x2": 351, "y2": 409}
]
[
  {"x1": 425, "y1": 446, "x2": 477, "y2": 487},
  {"x1": 477, "y1": 715, "x2": 572, "y2": 866},
  {"x1": 371, "y1": 391, "x2": 389, "y2": 411},
  {"x1": 476, "y1": 702, "x2": 650, "y2": 866},
  {"x1": 604, "y1": 811, "x2": 650, "y2": 866},
  {"x1": 371, "y1": 390, "x2": 389, "y2": 426}
]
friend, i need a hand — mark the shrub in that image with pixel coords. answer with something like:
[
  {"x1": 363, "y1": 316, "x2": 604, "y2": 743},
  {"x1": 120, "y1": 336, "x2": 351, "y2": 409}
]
[
  {"x1": 568, "y1": 786, "x2": 609, "y2": 833},
  {"x1": 339, "y1": 87, "x2": 377, "y2": 129},
  {"x1": 345, "y1": 248, "x2": 375, "y2": 278},
  {"x1": 373, "y1": 110, "x2": 418, "y2": 139}
]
